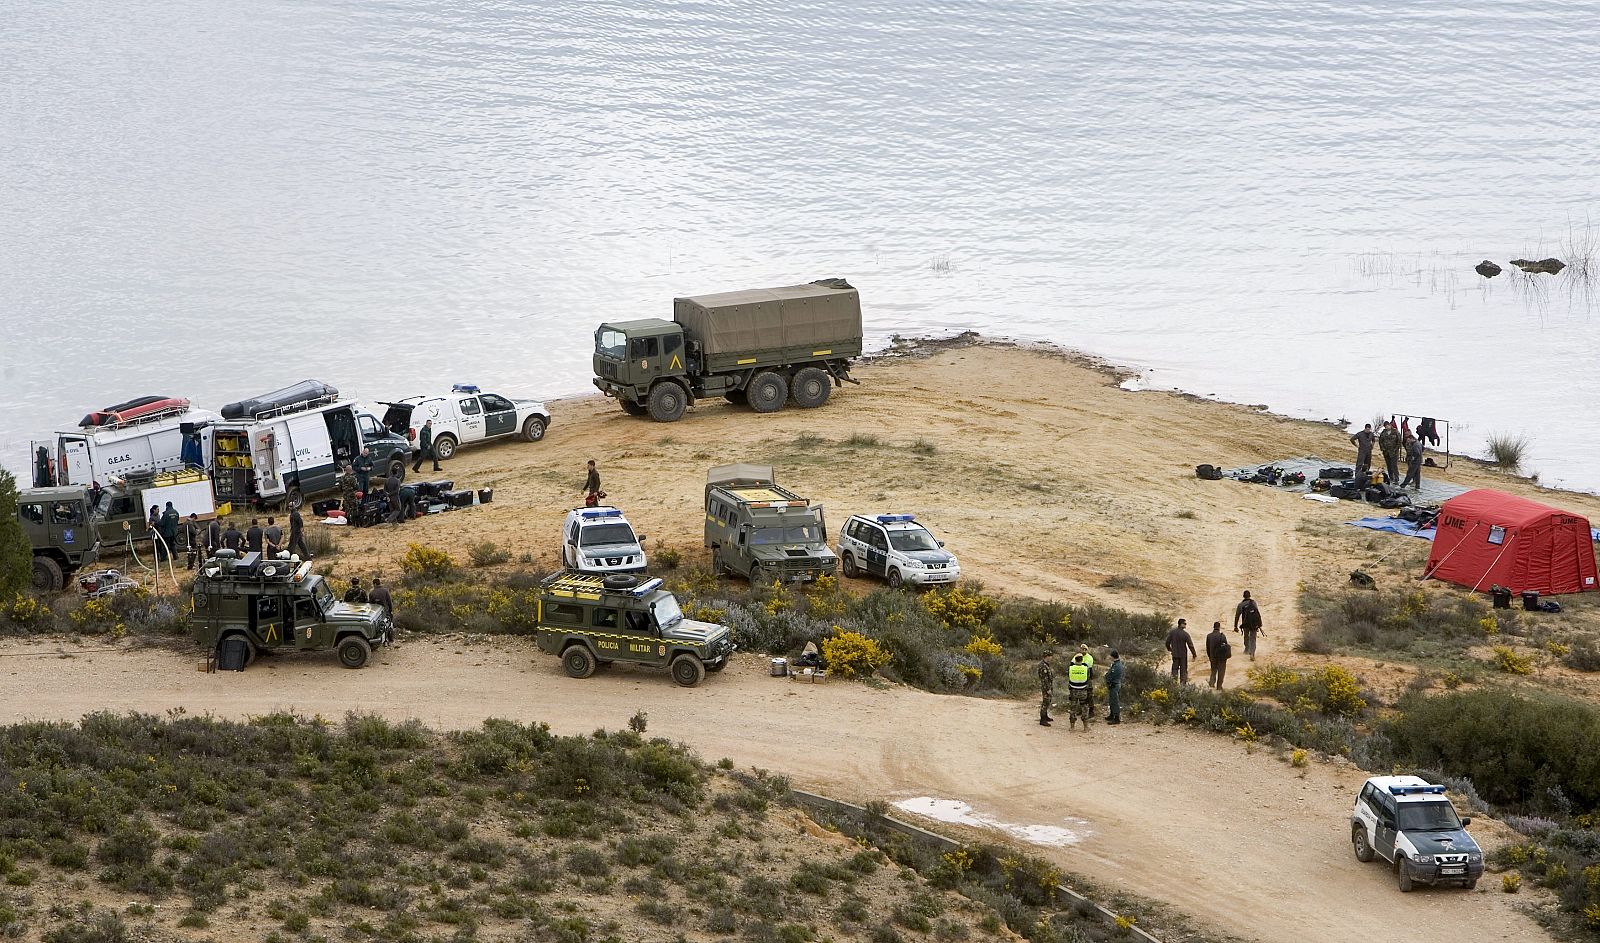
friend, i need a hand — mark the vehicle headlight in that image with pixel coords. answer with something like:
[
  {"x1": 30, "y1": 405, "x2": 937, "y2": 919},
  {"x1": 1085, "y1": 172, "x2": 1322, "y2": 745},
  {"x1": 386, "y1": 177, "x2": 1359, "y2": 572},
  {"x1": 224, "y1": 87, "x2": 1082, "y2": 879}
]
[
  {"x1": 1414, "y1": 855, "x2": 1433, "y2": 864},
  {"x1": 1469, "y1": 853, "x2": 1482, "y2": 862},
  {"x1": 906, "y1": 559, "x2": 925, "y2": 569}
]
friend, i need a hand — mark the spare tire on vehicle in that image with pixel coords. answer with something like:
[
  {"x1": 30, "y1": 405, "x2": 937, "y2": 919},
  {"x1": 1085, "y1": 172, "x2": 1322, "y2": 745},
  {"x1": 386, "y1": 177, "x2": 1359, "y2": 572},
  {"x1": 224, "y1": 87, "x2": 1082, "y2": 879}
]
[{"x1": 602, "y1": 574, "x2": 639, "y2": 591}]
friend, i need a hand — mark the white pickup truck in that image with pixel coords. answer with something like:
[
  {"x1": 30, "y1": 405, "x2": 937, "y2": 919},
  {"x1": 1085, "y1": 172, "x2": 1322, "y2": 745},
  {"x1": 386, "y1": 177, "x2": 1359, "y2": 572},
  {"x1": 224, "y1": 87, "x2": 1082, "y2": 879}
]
[{"x1": 380, "y1": 385, "x2": 551, "y2": 460}]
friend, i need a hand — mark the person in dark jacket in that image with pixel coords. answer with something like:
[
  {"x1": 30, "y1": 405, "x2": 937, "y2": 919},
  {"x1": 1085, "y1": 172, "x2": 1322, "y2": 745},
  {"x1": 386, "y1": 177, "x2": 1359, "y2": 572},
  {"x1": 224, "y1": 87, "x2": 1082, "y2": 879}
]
[
  {"x1": 384, "y1": 469, "x2": 404, "y2": 525},
  {"x1": 182, "y1": 514, "x2": 203, "y2": 570},
  {"x1": 206, "y1": 517, "x2": 223, "y2": 556},
  {"x1": 353, "y1": 447, "x2": 375, "y2": 494},
  {"x1": 286, "y1": 507, "x2": 310, "y2": 559},
  {"x1": 1165, "y1": 618, "x2": 1197, "y2": 683},
  {"x1": 1036, "y1": 651, "x2": 1055, "y2": 726},
  {"x1": 368, "y1": 576, "x2": 392, "y2": 616},
  {"x1": 222, "y1": 521, "x2": 243, "y2": 551},
  {"x1": 264, "y1": 516, "x2": 283, "y2": 557},
  {"x1": 1350, "y1": 423, "x2": 1375, "y2": 485},
  {"x1": 1233, "y1": 590, "x2": 1265, "y2": 659},
  {"x1": 245, "y1": 518, "x2": 264, "y2": 553},
  {"x1": 412, "y1": 420, "x2": 441, "y2": 473},
  {"x1": 1206, "y1": 621, "x2": 1231, "y2": 689},
  {"x1": 1401, "y1": 432, "x2": 1424, "y2": 490},
  {"x1": 583, "y1": 460, "x2": 602, "y2": 502},
  {"x1": 1104, "y1": 650, "x2": 1125, "y2": 724},
  {"x1": 157, "y1": 503, "x2": 180, "y2": 563},
  {"x1": 344, "y1": 577, "x2": 368, "y2": 604}
]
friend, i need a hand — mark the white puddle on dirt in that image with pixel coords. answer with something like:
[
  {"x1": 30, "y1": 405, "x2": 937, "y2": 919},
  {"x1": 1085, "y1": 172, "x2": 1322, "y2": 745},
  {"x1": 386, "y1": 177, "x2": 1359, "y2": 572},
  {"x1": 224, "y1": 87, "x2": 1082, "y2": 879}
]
[{"x1": 892, "y1": 797, "x2": 1089, "y2": 848}]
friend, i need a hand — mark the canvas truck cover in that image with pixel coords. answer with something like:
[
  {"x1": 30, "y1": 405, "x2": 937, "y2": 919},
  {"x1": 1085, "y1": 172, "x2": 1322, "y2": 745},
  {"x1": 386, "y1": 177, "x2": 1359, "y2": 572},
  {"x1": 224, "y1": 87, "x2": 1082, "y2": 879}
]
[{"x1": 674, "y1": 280, "x2": 862, "y2": 358}]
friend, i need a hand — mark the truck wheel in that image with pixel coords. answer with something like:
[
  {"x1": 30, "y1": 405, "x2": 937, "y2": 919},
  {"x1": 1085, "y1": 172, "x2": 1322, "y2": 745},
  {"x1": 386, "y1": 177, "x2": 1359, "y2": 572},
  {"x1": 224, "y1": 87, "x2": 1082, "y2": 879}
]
[
  {"x1": 522, "y1": 416, "x2": 547, "y2": 442},
  {"x1": 841, "y1": 552, "x2": 858, "y2": 578},
  {"x1": 31, "y1": 556, "x2": 64, "y2": 593},
  {"x1": 670, "y1": 653, "x2": 706, "y2": 687},
  {"x1": 284, "y1": 486, "x2": 304, "y2": 511},
  {"x1": 791, "y1": 367, "x2": 831, "y2": 408},
  {"x1": 388, "y1": 459, "x2": 407, "y2": 482},
  {"x1": 1352, "y1": 826, "x2": 1374, "y2": 862},
  {"x1": 620, "y1": 399, "x2": 648, "y2": 417},
  {"x1": 337, "y1": 636, "x2": 371, "y2": 669},
  {"x1": 747, "y1": 372, "x2": 788, "y2": 414},
  {"x1": 887, "y1": 568, "x2": 904, "y2": 590},
  {"x1": 1396, "y1": 858, "x2": 1414, "y2": 893},
  {"x1": 647, "y1": 384, "x2": 687, "y2": 422},
  {"x1": 433, "y1": 434, "x2": 458, "y2": 460},
  {"x1": 562, "y1": 645, "x2": 597, "y2": 679}
]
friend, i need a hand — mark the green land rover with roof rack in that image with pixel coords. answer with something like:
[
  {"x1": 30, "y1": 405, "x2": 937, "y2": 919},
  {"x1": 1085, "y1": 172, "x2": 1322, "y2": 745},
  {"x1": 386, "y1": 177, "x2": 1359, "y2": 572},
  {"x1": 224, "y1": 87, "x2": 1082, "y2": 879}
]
[{"x1": 534, "y1": 570, "x2": 733, "y2": 687}]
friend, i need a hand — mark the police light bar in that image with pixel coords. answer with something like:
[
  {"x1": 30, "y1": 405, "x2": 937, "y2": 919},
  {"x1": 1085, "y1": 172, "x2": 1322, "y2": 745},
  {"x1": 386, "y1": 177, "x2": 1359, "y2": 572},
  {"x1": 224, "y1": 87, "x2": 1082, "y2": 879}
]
[
  {"x1": 876, "y1": 514, "x2": 916, "y2": 524},
  {"x1": 630, "y1": 578, "x2": 664, "y2": 596},
  {"x1": 579, "y1": 509, "x2": 622, "y2": 519},
  {"x1": 451, "y1": 384, "x2": 481, "y2": 393},
  {"x1": 1387, "y1": 784, "x2": 1447, "y2": 796}
]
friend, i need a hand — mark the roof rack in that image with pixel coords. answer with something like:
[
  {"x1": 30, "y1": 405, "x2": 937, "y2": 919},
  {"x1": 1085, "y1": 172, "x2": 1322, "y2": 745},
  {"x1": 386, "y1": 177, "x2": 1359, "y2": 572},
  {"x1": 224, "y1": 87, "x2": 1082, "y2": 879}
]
[
  {"x1": 250, "y1": 392, "x2": 341, "y2": 421},
  {"x1": 543, "y1": 571, "x2": 664, "y2": 599}
]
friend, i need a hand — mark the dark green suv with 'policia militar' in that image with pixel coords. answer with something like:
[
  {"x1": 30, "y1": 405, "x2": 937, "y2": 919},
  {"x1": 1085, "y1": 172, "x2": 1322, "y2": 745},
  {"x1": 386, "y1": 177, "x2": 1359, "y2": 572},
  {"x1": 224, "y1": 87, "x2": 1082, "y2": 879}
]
[{"x1": 534, "y1": 571, "x2": 733, "y2": 686}]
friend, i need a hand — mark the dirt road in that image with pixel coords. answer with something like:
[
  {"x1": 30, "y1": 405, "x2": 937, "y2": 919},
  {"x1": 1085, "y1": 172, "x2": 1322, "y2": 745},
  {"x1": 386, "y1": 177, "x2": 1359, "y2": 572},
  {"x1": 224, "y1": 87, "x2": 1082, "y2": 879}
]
[{"x1": 0, "y1": 637, "x2": 1547, "y2": 943}]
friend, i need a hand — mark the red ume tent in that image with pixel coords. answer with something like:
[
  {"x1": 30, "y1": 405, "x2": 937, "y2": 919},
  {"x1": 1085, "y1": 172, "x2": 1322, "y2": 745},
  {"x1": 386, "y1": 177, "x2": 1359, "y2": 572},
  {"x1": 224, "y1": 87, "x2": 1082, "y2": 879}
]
[{"x1": 1424, "y1": 489, "x2": 1598, "y2": 595}]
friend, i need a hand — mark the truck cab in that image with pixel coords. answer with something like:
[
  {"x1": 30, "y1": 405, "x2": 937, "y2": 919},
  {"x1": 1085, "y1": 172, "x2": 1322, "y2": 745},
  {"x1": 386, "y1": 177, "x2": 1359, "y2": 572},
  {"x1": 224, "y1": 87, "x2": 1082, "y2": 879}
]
[
  {"x1": 704, "y1": 464, "x2": 837, "y2": 584},
  {"x1": 593, "y1": 320, "x2": 690, "y2": 418},
  {"x1": 18, "y1": 486, "x2": 101, "y2": 592},
  {"x1": 190, "y1": 551, "x2": 393, "y2": 669},
  {"x1": 533, "y1": 571, "x2": 732, "y2": 687}
]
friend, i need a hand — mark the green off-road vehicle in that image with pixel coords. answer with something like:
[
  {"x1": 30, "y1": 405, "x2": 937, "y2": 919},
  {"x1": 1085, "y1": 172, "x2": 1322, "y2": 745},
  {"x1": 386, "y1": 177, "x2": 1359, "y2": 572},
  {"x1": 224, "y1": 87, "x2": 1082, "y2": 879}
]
[
  {"x1": 190, "y1": 550, "x2": 393, "y2": 669},
  {"x1": 534, "y1": 571, "x2": 733, "y2": 686},
  {"x1": 18, "y1": 486, "x2": 101, "y2": 592}
]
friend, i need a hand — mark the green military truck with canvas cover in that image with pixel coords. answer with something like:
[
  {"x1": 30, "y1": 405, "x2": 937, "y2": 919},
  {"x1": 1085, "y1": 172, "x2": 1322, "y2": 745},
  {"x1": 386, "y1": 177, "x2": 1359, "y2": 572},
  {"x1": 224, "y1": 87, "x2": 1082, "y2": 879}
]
[
  {"x1": 18, "y1": 486, "x2": 101, "y2": 592},
  {"x1": 534, "y1": 571, "x2": 733, "y2": 687},
  {"x1": 705, "y1": 464, "x2": 838, "y2": 584},
  {"x1": 190, "y1": 550, "x2": 393, "y2": 669},
  {"x1": 592, "y1": 278, "x2": 863, "y2": 422}
]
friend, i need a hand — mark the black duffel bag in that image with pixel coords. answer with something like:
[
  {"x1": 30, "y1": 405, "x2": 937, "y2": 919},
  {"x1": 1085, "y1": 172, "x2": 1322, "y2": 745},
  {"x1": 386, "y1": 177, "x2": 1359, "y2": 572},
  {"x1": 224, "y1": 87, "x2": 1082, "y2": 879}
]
[{"x1": 1196, "y1": 464, "x2": 1224, "y2": 480}]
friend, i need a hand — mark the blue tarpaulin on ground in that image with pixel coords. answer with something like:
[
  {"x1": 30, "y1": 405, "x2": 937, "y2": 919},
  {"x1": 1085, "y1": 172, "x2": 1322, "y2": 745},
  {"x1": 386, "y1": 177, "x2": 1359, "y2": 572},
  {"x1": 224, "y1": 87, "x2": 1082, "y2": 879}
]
[{"x1": 1346, "y1": 517, "x2": 1436, "y2": 540}]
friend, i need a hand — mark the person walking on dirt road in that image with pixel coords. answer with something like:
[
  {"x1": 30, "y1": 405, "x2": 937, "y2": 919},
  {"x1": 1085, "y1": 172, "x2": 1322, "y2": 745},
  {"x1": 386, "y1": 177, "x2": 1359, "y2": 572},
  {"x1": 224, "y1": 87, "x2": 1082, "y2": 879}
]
[
  {"x1": 412, "y1": 420, "x2": 442, "y2": 473},
  {"x1": 1165, "y1": 619, "x2": 1197, "y2": 683},
  {"x1": 1233, "y1": 590, "x2": 1265, "y2": 660},
  {"x1": 286, "y1": 507, "x2": 310, "y2": 560},
  {"x1": 1036, "y1": 651, "x2": 1055, "y2": 726},
  {"x1": 1105, "y1": 650, "x2": 1124, "y2": 724},
  {"x1": 1206, "y1": 621, "x2": 1231, "y2": 689}
]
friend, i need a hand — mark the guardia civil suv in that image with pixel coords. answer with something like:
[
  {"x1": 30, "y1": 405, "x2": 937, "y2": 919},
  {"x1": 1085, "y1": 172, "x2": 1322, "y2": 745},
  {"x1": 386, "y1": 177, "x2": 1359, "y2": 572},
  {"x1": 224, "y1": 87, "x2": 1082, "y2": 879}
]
[
  {"x1": 1351, "y1": 776, "x2": 1483, "y2": 891},
  {"x1": 837, "y1": 514, "x2": 959, "y2": 589}
]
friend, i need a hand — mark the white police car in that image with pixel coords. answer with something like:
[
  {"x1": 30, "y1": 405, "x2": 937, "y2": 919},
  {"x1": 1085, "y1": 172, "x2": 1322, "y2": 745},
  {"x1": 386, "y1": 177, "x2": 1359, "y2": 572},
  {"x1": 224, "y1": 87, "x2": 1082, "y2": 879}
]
[
  {"x1": 561, "y1": 507, "x2": 648, "y2": 574},
  {"x1": 1351, "y1": 775, "x2": 1483, "y2": 892},
  {"x1": 837, "y1": 514, "x2": 960, "y2": 589},
  {"x1": 379, "y1": 385, "x2": 551, "y2": 460}
]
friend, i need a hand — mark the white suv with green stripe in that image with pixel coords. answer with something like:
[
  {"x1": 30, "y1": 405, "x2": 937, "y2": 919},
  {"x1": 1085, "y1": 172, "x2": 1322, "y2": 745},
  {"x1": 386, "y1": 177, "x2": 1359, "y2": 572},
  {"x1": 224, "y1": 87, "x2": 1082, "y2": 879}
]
[{"x1": 1351, "y1": 776, "x2": 1483, "y2": 891}]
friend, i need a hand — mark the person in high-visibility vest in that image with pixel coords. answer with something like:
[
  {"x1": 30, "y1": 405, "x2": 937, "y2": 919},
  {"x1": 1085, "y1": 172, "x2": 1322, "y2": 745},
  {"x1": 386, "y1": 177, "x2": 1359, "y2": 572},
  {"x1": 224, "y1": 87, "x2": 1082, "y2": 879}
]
[
  {"x1": 1066, "y1": 654, "x2": 1093, "y2": 730},
  {"x1": 1076, "y1": 644, "x2": 1097, "y2": 717}
]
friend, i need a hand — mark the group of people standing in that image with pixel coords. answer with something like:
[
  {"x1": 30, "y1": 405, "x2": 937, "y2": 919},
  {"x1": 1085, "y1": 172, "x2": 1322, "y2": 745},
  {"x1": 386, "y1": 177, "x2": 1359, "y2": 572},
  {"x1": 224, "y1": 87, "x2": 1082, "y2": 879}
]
[
  {"x1": 1162, "y1": 591, "x2": 1265, "y2": 690},
  {"x1": 1037, "y1": 644, "x2": 1125, "y2": 729},
  {"x1": 1350, "y1": 416, "x2": 1437, "y2": 490},
  {"x1": 173, "y1": 508, "x2": 310, "y2": 568}
]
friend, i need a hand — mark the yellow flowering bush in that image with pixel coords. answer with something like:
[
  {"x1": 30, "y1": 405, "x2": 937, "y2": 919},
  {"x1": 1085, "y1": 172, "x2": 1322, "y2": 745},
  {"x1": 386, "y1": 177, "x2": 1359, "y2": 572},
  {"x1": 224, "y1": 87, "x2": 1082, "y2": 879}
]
[
  {"x1": 923, "y1": 585, "x2": 996, "y2": 631},
  {"x1": 820, "y1": 628, "x2": 890, "y2": 679},
  {"x1": 400, "y1": 544, "x2": 457, "y2": 580},
  {"x1": 1491, "y1": 645, "x2": 1533, "y2": 675},
  {"x1": 963, "y1": 634, "x2": 1003, "y2": 659}
]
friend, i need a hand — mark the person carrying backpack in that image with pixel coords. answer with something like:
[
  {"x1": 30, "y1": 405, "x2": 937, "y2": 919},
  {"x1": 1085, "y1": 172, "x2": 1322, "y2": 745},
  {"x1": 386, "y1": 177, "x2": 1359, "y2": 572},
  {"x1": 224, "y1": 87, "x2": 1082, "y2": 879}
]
[
  {"x1": 1206, "y1": 621, "x2": 1231, "y2": 689},
  {"x1": 1233, "y1": 590, "x2": 1265, "y2": 660}
]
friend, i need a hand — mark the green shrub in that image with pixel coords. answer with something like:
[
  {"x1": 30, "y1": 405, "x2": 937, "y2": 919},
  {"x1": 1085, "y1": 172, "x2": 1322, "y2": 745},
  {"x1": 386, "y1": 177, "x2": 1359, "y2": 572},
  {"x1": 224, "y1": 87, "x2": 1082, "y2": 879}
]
[
  {"x1": 1564, "y1": 639, "x2": 1600, "y2": 672},
  {"x1": 0, "y1": 471, "x2": 31, "y2": 599},
  {"x1": 467, "y1": 542, "x2": 510, "y2": 567},
  {"x1": 1486, "y1": 432, "x2": 1531, "y2": 473}
]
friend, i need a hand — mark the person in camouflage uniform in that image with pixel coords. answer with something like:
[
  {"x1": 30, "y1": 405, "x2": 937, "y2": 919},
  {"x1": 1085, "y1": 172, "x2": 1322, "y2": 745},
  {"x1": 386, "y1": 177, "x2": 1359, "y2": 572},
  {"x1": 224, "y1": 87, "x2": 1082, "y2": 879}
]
[
  {"x1": 1378, "y1": 421, "x2": 1402, "y2": 485},
  {"x1": 339, "y1": 463, "x2": 360, "y2": 525},
  {"x1": 1037, "y1": 650, "x2": 1056, "y2": 727}
]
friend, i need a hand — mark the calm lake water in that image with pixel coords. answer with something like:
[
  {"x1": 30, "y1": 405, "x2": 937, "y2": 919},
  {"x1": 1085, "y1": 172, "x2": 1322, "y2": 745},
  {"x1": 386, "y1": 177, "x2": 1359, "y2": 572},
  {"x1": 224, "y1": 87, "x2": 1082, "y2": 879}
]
[{"x1": 2, "y1": 0, "x2": 1597, "y2": 487}]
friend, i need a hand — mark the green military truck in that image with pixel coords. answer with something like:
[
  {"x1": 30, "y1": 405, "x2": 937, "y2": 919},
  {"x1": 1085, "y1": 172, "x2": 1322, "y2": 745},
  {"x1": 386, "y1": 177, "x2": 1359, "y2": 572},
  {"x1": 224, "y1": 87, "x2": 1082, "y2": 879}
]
[
  {"x1": 534, "y1": 571, "x2": 733, "y2": 687},
  {"x1": 592, "y1": 278, "x2": 863, "y2": 422},
  {"x1": 190, "y1": 551, "x2": 393, "y2": 669},
  {"x1": 705, "y1": 464, "x2": 838, "y2": 584},
  {"x1": 18, "y1": 486, "x2": 101, "y2": 592}
]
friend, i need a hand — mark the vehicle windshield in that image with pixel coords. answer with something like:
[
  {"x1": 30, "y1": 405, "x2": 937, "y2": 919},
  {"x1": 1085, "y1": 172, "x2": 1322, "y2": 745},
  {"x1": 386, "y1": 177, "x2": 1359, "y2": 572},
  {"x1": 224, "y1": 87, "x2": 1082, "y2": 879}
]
[
  {"x1": 888, "y1": 527, "x2": 939, "y2": 552},
  {"x1": 652, "y1": 596, "x2": 683, "y2": 629},
  {"x1": 596, "y1": 329, "x2": 627, "y2": 359},
  {"x1": 313, "y1": 581, "x2": 335, "y2": 614},
  {"x1": 751, "y1": 524, "x2": 821, "y2": 545},
  {"x1": 1398, "y1": 801, "x2": 1462, "y2": 832},
  {"x1": 580, "y1": 522, "x2": 637, "y2": 547}
]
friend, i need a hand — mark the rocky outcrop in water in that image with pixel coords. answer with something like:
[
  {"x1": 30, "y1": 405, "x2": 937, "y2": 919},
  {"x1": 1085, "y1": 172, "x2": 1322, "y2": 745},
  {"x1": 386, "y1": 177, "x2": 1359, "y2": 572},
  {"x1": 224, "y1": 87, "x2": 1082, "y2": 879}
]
[
  {"x1": 1475, "y1": 260, "x2": 1502, "y2": 278},
  {"x1": 1510, "y1": 257, "x2": 1567, "y2": 274}
]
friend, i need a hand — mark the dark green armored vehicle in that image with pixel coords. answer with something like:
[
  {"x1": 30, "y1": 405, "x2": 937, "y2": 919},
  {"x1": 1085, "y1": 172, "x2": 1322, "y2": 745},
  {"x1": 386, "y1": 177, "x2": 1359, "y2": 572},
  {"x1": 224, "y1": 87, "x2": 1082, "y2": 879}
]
[
  {"x1": 534, "y1": 571, "x2": 733, "y2": 686},
  {"x1": 18, "y1": 486, "x2": 101, "y2": 592},
  {"x1": 190, "y1": 551, "x2": 392, "y2": 669}
]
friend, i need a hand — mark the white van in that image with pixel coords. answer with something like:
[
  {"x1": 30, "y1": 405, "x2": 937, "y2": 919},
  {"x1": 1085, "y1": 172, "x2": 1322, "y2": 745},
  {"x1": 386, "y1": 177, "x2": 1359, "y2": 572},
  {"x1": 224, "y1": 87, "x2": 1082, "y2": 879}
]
[
  {"x1": 561, "y1": 507, "x2": 648, "y2": 574},
  {"x1": 380, "y1": 385, "x2": 551, "y2": 460},
  {"x1": 38, "y1": 408, "x2": 217, "y2": 489}
]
